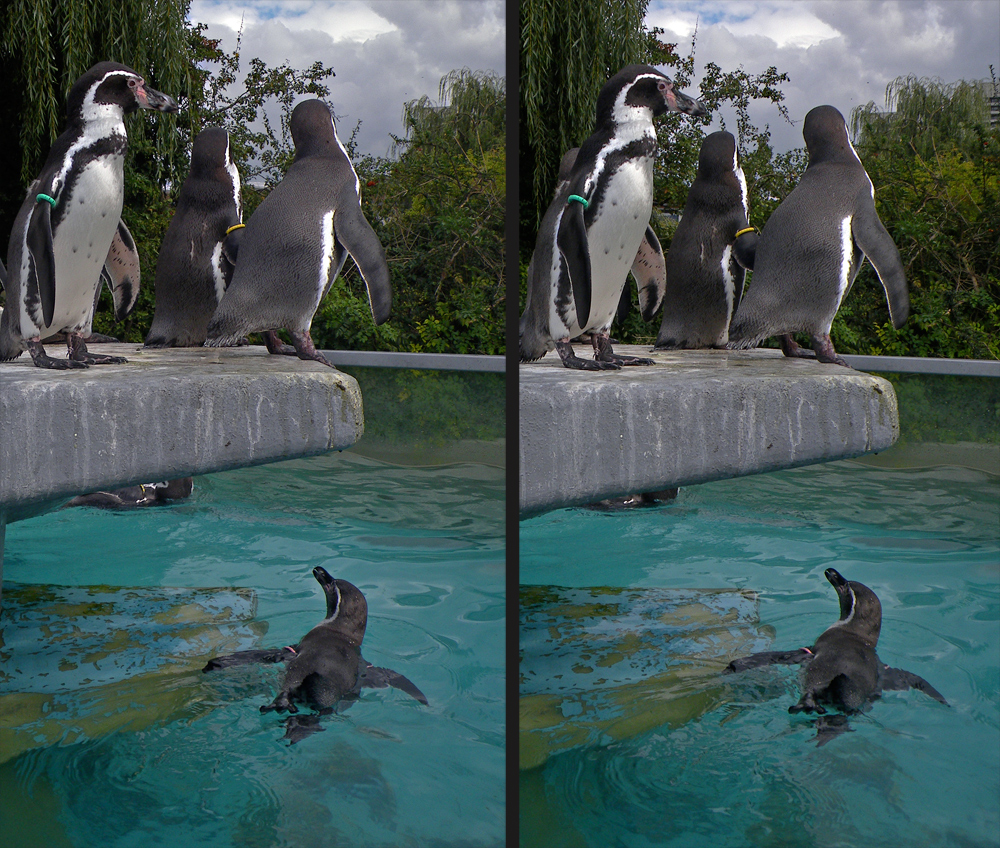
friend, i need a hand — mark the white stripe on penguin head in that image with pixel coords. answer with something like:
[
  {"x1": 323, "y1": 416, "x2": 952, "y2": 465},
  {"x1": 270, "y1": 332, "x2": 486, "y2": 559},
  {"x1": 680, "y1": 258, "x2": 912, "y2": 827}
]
[{"x1": 326, "y1": 580, "x2": 342, "y2": 622}]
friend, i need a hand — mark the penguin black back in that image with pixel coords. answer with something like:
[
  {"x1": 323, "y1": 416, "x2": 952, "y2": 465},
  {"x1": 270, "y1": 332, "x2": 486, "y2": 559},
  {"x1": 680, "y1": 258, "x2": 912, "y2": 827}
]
[
  {"x1": 655, "y1": 130, "x2": 757, "y2": 349},
  {"x1": 725, "y1": 568, "x2": 947, "y2": 728}
]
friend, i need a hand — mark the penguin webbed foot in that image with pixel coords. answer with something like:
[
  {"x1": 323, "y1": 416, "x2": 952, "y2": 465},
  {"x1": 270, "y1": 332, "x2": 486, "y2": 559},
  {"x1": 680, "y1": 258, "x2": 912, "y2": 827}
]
[
  {"x1": 263, "y1": 329, "x2": 336, "y2": 368},
  {"x1": 27, "y1": 340, "x2": 88, "y2": 369},
  {"x1": 556, "y1": 340, "x2": 620, "y2": 370},
  {"x1": 789, "y1": 691, "x2": 826, "y2": 714},
  {"x1": 68, "y1": 335, "x2": 127, "y2": 365},
  {"x1": 261, "y1": 691, "x2": 298, "y2": 714},
  {"x1": 593, "y1": 334, "x2": 654, "y2": 366},
  {"x1": 813, "y1": 714, "x2": 853, "y2": 746}
]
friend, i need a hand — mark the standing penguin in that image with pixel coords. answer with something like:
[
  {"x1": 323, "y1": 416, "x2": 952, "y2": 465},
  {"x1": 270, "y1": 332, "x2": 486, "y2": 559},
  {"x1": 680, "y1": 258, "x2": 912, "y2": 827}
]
[
  {"x1": 145, "y1": 127, "x2": 242, "y2": 347},
  {"x1": 725, "y1": 568, "x2": 947, "y2": 731},
  {"x1": 0, "y1": 62, "x2": 178, "y2": 368},
  {"x1": 205, "y1": 99, "x2": 391, "y2": 367},
  {"x1": 519, "y1": 65, "x2": 708, "y2": 369},
  {"x1": 728, "y1": 105, "x2": 909, "y2": 366},
  {"x1": 655, "y1": 131, "x2": 758, "y2": 349},
  {"x1": 204, "y1": 566, "x2": 427, "y2": 742}
]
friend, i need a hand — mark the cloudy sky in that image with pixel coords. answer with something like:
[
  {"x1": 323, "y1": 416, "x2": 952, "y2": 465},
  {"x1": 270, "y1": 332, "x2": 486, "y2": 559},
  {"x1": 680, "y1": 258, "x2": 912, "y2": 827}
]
[
  {"x1": 647, "y1": 0, "x2": 999, "y2": 152},
  {"x1": 186, "y1": 0, "x2": 505, "y2": 159}
]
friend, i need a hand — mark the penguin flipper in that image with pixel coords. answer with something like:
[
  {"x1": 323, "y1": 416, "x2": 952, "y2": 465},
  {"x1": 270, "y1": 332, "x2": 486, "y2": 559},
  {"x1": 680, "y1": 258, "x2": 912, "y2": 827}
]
[
  {"x1": 851, "y1": 187, "x2": 909, "y2": 329},
  {"x1": 879, "y1": 666, "x2": 948, "y2": 705},
  {"x1": 630, "y1": 225, "x2": 666, "y2": 321},
  {"x1": 103, "y1": 220, "x2": 141, "y2": 320},
  {"x1": 25, "y1": 198, "x2": 57, "y2": 328},
  {"x1": 202, "y1": 645, "x2": 298, "y2": 672},
  {"x1": 334, "y1": 200, "x2": 392, "y2": 325},
  {"x1": 724, "y1": 647, "x2": 814, "y2": 673},
  {"x1": 362, "y1": 663, "x2": 429, "y2": 705},
  {"x1": 556, "y1": 197, "x2": 592, "y2": 331}
]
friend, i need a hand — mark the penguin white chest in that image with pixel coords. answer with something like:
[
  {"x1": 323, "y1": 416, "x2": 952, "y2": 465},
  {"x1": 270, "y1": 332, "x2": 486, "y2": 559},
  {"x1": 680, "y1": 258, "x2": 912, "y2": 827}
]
[
  {"x1": 46, "y1": 156, "x2": 125, "y2": 334},
  {"x1": 580, "y1": 159, "x2": 653, "y2": 333}
]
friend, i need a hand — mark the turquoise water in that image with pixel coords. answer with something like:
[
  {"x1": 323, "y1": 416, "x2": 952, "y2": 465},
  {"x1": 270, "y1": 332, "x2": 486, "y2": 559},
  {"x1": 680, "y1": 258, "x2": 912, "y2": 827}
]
[
  {"x1": 2, "y1": 451, "x2": 505, "y2": 847},
  {"x1": 519, "y1": 459, "x2": 999, "y2": 848}
]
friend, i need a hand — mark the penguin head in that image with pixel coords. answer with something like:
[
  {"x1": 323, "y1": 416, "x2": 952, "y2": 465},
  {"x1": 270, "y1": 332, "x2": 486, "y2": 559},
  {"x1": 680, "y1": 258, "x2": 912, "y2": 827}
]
[
  {"x1": 824, "y1": 568, "x2": 882, "y2": 646},
  {"x1": 190, "y1": 127, "x2": 231, "y2": 175},
  {"x1": 802, "y1": 105, "x2": 857, "y2": 164},
  {"x1": 697, "y1": 131, "x2": 739, "y2": 180},
  {"x1": 597, "y1": 65, "x2": 708, "y2": 128},
  {"x1": 313, "y1": 567, "x2": 368, "y2": 644},
  {"x1": 66, "y1": 62, "x2": 179, "y2": 124},
  {"x1": 290, "y1": 99, "x2": 347, "y2": 161}
]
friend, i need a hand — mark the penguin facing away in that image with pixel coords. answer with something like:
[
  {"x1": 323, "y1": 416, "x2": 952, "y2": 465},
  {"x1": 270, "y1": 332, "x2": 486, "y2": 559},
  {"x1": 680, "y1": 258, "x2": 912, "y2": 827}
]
[
  {"x1": 728, "y1": 105, "x2": 909, "y2": 366},
  {"x1": 146, "y1": 127, "x2": 242, "y2": 347},
  {"x1": 0, "y1": 61, "x2": 179, "y2": 369},
  {"x1": 204, "y1": 566, "x2": 427, "y2": 743},
  {"x1": 655, "y1": 131, "x2": 758, "y2": 349},
  {"x1": 205, "y1": 98, "x2": 391, "y2": 368},
  {"x1": 725, "y1": 568, "x2": 947, "y2": 741},
  {"x1": 519, "y1": 64, "x2": 708, "y2": 370}
]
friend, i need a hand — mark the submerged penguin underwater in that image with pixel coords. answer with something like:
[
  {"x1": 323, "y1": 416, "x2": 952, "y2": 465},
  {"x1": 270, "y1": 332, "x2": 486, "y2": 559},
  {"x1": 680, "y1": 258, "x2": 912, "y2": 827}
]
[
  {"x1": 203, "y1": 566, "x2": 428, "y2": 744},
  {"x1": 725, "y1": 568, "x2": 947, "y2": 744}
]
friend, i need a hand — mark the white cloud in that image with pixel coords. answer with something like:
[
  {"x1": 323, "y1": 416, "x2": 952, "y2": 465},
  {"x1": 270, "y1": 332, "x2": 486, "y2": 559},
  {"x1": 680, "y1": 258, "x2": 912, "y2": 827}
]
[
  {"x1": 187, "y1": 0, "x2": 505, "y2": 159},
  {"x1": 646, "y1": 0, "x2": 999, "y2": 153}
]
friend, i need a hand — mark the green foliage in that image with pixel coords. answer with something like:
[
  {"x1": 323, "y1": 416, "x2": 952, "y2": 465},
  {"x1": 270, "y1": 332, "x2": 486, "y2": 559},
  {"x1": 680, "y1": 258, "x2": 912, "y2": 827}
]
[
  {"x1": 520, "y1": 0, "x2": 654, "y2": 236},
  {"x1": 337, "y1": 366, "x2": 505, "y2": 446},
  {"x1": 839, "y1": 73, "x2": 1000, "y2": 359},
  {"x1": 320, "y1": 69, "x2": 506, "y2": 355},
  {"x1": 874, "y1": 373, "x2": 1000, "y2": 444},
  {"x1": 519, "y1": 20, "x2": 792, "y2": 346}
]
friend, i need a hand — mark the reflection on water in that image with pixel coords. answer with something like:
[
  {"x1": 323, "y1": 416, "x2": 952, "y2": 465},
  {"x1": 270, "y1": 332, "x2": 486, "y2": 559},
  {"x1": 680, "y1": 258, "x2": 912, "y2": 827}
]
[
  {"x1": 2, "y1": 451, "x2": 505, "y2": 848},
  {"x1": 520, "y1": 460, "x2": 999, "y2": 848}
]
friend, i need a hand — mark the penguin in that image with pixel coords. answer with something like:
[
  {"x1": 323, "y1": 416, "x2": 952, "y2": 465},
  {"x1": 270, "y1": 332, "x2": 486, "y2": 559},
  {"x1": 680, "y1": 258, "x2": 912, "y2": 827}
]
[
  {"x1": 519, "y1": 65, "x2": 708, "y2": 369},
  {"x1": 145, "y1": 127, "x2": 242, "y2": 347},
  {"x1": 655, "y1": 131, "x2": 758, "y2": 349},
  {"x1": 728, "y1": 105, "x2": 909, "y2": 366},
  {"x1": 66, "y1": 477, "x2": 193, "y2": 509},
  {"x1": 0, "y1": 61, "x2": 178, "y2": 369},
  {"x1": 204, "y1": 566, "x2": 427, "y2": 742},
  {"x1": 205, "y1": 98, "x2": 391, "y2": 367},
  {"x1": 725, "y1": 568, "x2": 947, "y2": 730}
]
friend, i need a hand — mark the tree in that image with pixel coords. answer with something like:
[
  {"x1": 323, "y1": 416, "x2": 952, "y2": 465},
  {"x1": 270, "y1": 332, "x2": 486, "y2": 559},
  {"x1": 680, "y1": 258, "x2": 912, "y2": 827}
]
[
  {"x1": 313, "y1": 69, "x2": 507, "y2": 355},
  {"x1": 520, "y1": 0, "x2": 654, "y2": 242},
  {"x1": 0, "y1": 0, "x2": 193, "y2": 239},
  {"x1": 840, "y1": 73, "x2": 1000, "y2": 359},
  {"x1": 519, "y1": 13, "x2": 792, "y2": 345}
]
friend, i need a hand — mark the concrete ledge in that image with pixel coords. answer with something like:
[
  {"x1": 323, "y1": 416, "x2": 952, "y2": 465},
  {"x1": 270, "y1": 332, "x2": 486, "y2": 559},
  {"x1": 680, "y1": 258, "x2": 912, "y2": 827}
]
[
  {"x1": 519, "y1": 346, "x2": 899, "y2": 518},
  {"x1": 0, "y1": 343, "x2": 364, "y2": 515}
]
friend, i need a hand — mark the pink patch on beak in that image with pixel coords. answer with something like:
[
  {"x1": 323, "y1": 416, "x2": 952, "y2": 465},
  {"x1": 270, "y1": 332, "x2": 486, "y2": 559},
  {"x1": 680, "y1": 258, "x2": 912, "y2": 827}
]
[{"x1": 659, "y1": 81, "x2": 677, "y2": 111}]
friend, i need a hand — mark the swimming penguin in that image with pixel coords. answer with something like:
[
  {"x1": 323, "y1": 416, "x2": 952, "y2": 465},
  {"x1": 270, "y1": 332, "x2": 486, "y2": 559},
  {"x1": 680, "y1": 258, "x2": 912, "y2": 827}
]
[
  {"x1": 204, "y1": 566, "x2": 427, "y2": 742},
  {"x1": 519, "y1": 65, "x2": 708, "y2": 369},
  {"x1": 725, "y1": 568, "x2": 947, "y2": 733},
  {"x1": 655, "y1": 131, "x2": 758, "y2": 349},
  {"x1": 145, "y1": 127, "x2": 242, "y2": 347},
  {"x1": 0, "y1": 61, "x2": 178, "y2": 369},
  {"x1": 728, "y1": 105, "x2": 909, "y2": 366},
  {"x1": 205, "y1": 99, "x2": 391, "y2": 367},
  {"x1": 66, "y1": 477, "x2": 194, "y2": 509}
]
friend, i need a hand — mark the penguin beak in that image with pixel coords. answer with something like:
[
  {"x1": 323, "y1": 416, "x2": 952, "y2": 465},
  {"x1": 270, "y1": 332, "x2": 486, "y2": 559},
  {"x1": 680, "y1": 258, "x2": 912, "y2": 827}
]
[
  {"x1": 667, "y1": 84, "x2": 708, "y2": 118},
  {"x1": 312, "y1": 566, "x2": 335, "y2": 587},
  {"x1": 135, "y1": 82, "x2": 180, "y2": 113},
  {"x1": 824, "y1": 568, "x2": 847, "y2": 590}
]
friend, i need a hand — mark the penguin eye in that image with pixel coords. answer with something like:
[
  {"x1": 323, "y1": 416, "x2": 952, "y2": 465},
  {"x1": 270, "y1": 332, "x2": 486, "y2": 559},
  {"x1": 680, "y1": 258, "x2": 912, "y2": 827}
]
[
  {"x1": 128, "y1": 78, "x2": 138, "y2": 90},
  {"x1": 658, "y1": 80, "x2": 673, "y2": 93}
]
